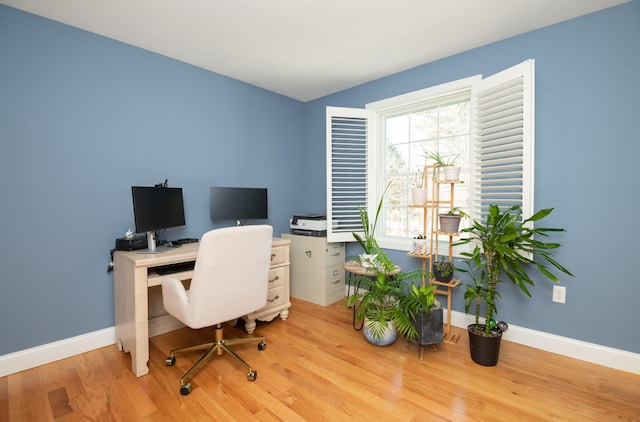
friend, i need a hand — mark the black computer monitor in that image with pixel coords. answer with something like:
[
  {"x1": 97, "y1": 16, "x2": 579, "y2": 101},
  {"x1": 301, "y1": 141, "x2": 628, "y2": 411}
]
[
  {"x1": 131, "y1": 186, "x2": 186, "y2": 252},
  {"x1": 210, "y1": 187, "x2": 268, "y2": 226}
]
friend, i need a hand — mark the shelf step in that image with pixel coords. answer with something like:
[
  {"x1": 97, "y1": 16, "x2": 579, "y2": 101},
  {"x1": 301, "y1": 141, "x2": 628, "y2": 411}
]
[
  {"x1": 407, "y1": 252, "x2": 432, "y2": 258},
  {"x1": 443, "y1": 331, "x2": 460, "y2": 344},
  {"x1": 431, "y1": 278, "x2": 461, "y2": 289}
]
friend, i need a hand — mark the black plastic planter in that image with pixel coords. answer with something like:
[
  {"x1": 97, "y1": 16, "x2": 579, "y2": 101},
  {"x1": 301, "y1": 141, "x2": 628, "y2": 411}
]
[
  {"x1": 468, "y1": 324, "x2": 502, "y2": 366},
  {"x1": 412, "y1": 306, "x2": 444, "y2": 345}
]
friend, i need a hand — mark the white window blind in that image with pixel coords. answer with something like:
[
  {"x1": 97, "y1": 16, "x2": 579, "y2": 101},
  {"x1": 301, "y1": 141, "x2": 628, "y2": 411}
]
[
  {"x1": 326, "y1": 107, "x2": 369, "y2": 242},
  {"x1": 473, "y1": 60, "x2": 535, "y2": 222}
]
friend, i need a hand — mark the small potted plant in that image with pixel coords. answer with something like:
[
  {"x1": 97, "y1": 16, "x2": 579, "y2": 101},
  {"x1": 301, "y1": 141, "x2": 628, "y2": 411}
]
[
  {"x1": 432, "y1": 256, "x2": 454, "y2": 282},
  {"x1": 411, "y1": 234, "x2": 428, "y2": 256},
  {"x1": 454, "y1": 204, "x2": 574, "y2": 366},
  {"x1": 439, "y1": 207, "x2": 463, "y2": 234},
  {"x1": 398, "y1": 281, "x2": 443, "y2": 347},
  {"x1": 412, "y1": 169, "x2": 428, "y2": 205},
  {"x1": 427, "y1": 151, "x2": 460, "y2": 181}
]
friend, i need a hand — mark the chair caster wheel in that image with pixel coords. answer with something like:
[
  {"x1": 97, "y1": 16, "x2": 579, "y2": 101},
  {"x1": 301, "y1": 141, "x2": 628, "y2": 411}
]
[
  {"x1": 165, "y1": 356, "x2": 176, "y2": 366},
  {"x1": 258, "y1": 341, "x2": 266, "y2": 351},
  {"x1": 248, "y1": 370, "x2": 257, "y2": 381},
  {"x1": 180, "y1": 383, "x2": 192, "y2": 395}
]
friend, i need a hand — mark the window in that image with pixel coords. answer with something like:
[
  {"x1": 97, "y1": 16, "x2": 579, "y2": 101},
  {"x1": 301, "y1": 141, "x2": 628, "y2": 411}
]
[{"x1": 327, "y1": 60, "x2": 534, "y2": 254}]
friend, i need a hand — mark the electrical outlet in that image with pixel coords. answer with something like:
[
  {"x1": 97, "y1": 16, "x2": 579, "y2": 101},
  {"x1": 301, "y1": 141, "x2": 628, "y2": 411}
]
[{"x1": 552, "y1": 285, "x2": 566, "y2": 304}]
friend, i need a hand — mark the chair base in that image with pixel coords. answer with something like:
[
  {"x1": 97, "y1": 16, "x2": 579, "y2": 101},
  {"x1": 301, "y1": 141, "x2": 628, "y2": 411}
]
[{"x1": 165, "y1": 324, "x2": 266, "y2": 395}]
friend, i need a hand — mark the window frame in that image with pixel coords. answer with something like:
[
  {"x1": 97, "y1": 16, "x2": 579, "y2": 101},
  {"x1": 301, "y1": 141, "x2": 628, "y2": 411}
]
[{"x1": 366, "y1": 76, "x2": 479, "y2": 253}]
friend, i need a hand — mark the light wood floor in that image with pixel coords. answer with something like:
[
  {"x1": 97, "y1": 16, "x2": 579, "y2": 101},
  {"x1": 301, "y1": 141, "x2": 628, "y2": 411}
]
[{"x1": 1, "y1": 298, "x2": 639, "y2": 421}]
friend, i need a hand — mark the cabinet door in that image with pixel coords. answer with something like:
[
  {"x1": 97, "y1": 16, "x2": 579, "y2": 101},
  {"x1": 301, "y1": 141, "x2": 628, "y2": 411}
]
[{"x1": 288, "y1": 236, "x2": 325, "y2": 302}]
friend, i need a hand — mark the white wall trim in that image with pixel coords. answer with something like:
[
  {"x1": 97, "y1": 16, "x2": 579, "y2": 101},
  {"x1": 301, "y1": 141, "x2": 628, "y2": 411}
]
[
  {"x1": 0, "y1": 327, "x2": 116, "y2": 377},
  {"x1": 448, "y1": 310, "x2": 640, "y2": 375},
  {"x1": 2, "y1": 311, "x2": 640, "y2": 377}
]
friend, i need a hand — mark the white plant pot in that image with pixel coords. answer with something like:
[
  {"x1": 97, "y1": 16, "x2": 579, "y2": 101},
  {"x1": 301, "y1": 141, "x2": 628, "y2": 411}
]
[
  {"x1": 363, "y1": 318, "x2": 397, "y2": 346},
  {"x1": 412, "y1": 188, "x2": 429, "y2": 206},
  {"x1": 444, "y1": 166, "x2": 461, "y2": 181},
  {"x1": 359, "y1": 253, "x2": 378, "y2": 269}
]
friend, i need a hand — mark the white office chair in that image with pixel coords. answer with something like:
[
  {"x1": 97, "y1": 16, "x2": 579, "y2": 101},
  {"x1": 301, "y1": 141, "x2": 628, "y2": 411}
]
[{"x1": 162, "y1": 225, "x2": 273, "y2": 395}]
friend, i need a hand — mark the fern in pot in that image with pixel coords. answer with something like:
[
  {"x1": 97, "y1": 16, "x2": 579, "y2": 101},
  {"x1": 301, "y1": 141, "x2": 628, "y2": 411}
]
[{"x1": 346, "y1": 267, "x2": 430, "y2": 346}]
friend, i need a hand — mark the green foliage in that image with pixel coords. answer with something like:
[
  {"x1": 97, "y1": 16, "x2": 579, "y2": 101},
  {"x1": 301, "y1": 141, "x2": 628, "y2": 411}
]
[
  {"x1": 426, "y1": 152, "x2": 458, "y2": 167},
  {"x1": 455, "y1": 204, "x2": 574, "y2": 335},
  {"x1": 346, "y1": 269, "x2": 434, "y2": 341},
  {"x1": 349, "y1": 179, "x2": 437, "y2": 342},
  {"x1": 352, "y1": 182, "x2": 394, "y2": 272},
  {"x1": 433, "y1": 256, "x2": 454, "y2": 278}
]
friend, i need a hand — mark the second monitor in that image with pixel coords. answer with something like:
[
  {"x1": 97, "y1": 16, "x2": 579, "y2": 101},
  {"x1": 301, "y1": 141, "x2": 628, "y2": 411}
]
[{"x1": 210, "y1": 186, "x2": 268, "y2": 226}]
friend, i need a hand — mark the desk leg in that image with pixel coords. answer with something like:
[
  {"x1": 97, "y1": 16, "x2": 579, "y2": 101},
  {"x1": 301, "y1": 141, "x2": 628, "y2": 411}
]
[
  {"x1": 244, "y1": 318, "x2": 257, "y2": 334},
  {"x1": 114, "y1": 260, "x2": 150, "y2": 377}
]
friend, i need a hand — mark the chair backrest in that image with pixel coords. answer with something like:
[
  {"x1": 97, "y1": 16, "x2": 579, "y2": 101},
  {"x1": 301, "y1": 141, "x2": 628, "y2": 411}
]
[{"x1": 183, "y1": 225, "x2": 273, "y2": 328}]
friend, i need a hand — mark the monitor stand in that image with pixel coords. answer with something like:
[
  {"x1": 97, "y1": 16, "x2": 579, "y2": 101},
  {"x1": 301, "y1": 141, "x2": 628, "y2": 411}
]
[{"x1": 136, "y1": 231, "x2": 171, "y2": 254}]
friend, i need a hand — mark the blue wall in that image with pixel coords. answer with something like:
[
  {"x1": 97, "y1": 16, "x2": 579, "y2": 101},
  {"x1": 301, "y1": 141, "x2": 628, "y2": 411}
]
[
  {"x1": 305, "y1": 1, "x2": 640, "y2": 353},
  {"x1": 1, "y1": 1, "x2": 639, "y2": 357},
  {"x1": 0, "y1": 5, "x2": 305, "y2": 355}
]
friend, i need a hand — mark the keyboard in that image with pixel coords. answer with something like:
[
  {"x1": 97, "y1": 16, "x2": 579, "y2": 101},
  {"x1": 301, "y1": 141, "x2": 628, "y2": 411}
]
[
  {"x1": 153, "y1": 261, "x2": 196, "y2": 275},
  {"x1": 170, "y1": 238, "x2": 199, "y2": 245}
]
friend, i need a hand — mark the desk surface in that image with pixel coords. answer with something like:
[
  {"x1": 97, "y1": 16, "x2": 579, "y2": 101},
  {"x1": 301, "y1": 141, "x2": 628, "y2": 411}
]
[
  {"x1": 116, "y1": 242, "x2": 199, "y2": 267},
  {"x1": 117, "y1": 237, "x2": 290, "y2": 267}
]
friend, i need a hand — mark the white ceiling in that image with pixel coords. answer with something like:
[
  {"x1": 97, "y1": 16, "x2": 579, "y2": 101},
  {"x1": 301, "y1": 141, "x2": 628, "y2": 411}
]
[{"x1": 1, "y1": 0, "x2": 628, "y2": 102}]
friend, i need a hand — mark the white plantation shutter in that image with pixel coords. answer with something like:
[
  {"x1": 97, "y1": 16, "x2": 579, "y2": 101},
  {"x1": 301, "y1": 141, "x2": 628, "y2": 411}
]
[
  {"x1": 473, "y1": 60, "x2": 535, "y2": 222},
  {"x1": 326, "y1": 107, "x2": 369, "y2": 242}
]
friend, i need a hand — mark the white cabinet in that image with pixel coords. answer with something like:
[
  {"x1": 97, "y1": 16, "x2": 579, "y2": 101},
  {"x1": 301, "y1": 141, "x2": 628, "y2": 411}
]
[{"x1": 281, "y1": 234, "x2": 345, "y2": 306}]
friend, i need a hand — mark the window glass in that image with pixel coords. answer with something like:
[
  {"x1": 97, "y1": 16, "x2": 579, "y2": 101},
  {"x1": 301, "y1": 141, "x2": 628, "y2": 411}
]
[{"x1": 380, "y1": 95, "x2": 471, "y2": 241}]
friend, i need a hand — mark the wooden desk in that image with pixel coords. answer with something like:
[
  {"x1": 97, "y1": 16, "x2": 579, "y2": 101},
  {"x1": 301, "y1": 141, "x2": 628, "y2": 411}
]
[{"x1": 113, "y1": 238, "x2": 290, "y2": 377}]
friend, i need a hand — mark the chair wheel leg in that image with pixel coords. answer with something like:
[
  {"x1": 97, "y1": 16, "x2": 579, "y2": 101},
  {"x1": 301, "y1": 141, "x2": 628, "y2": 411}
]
[
  {"x1": 258, "y1": 341, "x2": 266, "y2": 350},
  {"x1": 248, "y1": 370, "x2": 257, "y2": 381},
  {"x1": 165, "y1": 356, "x2": 176, "y2": 366},
  {"x1": 180, "y1": 383, "x2": 192, "y2": 395}
]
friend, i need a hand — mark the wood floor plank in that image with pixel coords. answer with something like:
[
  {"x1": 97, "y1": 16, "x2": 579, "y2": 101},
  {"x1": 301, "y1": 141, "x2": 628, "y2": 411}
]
[{"x1": 2, "y1": 298, "x2": 639, "y2": 421}]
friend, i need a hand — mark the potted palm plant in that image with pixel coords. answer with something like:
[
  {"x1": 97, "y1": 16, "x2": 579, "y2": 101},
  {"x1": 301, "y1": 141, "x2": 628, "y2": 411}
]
[
  {"x1": 346, "y1": 267, "x2": 433, "y2": 345},
  {"x1": 399, "y1": 281, "x2": 443, "y2": 347},
  {"x1": 454, "y1": 204, "x2": 574, "y2": 366}
]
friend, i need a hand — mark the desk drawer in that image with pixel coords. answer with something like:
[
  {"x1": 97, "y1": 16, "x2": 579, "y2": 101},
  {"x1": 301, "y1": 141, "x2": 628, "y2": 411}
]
[
  {"x1": 271, "y1": 245, "x2": 287, "y2": 266},
  {"x1": 268, "y1": 266, "x2": 286, "y2": 288},
  {"x1": 265, "y1": 285, "x2": 286, "y2": 309}
]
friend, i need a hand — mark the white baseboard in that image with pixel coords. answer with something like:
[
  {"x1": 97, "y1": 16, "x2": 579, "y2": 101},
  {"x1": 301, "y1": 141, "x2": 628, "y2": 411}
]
[
  {"x1": 447, "y1": 310, "x2": 640, "y2": 375},
  {"x1": 1, "y1": 310, "x2": 639, "y2": 377},
  {"x1": 0, "y1": 327, "x2": 116, "y2": 377}
]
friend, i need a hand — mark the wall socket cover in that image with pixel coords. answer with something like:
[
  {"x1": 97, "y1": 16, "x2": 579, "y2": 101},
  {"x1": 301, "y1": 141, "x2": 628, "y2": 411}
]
[{"x1": 552, "y1": 285, "x2": 566, "y2": 303}]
